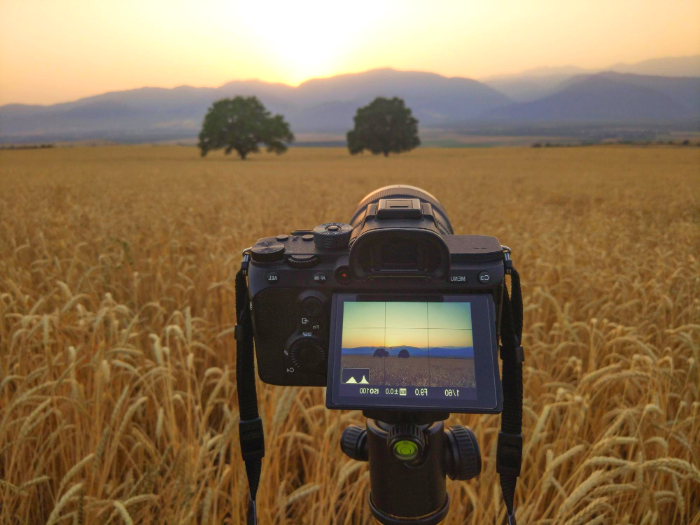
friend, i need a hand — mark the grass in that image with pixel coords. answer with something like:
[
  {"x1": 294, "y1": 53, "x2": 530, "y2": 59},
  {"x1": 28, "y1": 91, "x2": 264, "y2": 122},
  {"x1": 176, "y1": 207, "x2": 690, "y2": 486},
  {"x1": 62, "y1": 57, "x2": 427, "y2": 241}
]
[{"x1": 0, "y1": 145, "x2": 699, "y2": 524}]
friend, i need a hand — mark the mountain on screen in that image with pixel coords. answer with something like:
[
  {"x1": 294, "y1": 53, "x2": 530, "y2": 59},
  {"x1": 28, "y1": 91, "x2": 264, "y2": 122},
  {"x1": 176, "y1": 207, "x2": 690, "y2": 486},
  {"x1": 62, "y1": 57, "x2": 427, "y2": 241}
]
[{"x1": 342, "y1": 346, "x2": 474, "y2": 359}]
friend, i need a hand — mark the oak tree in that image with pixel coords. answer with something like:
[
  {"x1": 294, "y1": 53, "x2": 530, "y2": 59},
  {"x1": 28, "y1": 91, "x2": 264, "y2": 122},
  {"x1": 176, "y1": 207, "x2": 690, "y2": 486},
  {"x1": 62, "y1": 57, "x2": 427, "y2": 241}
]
[
  {"x1": 198, "y1": 96, "x2": 294, "y2": 160},
  {"x1": 347, "y1": 97, "x2": 420, "y2": 156}
]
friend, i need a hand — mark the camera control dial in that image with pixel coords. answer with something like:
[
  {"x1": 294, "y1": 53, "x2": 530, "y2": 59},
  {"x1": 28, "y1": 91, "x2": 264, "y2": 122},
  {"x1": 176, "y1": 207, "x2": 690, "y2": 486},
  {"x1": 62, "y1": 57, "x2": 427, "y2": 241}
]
[
  {"x1": 287, "y1": 254, "x2": 320, "y2": 269},
  {"x1": 290, "y1": 337, "x2": 326, "y2": 371},
  {"x1": 250, "y1": 241, "x2": 285, "y2": 263},
  {"x1": 313, "y1": 223, "x2": 353, "y2": 250}
]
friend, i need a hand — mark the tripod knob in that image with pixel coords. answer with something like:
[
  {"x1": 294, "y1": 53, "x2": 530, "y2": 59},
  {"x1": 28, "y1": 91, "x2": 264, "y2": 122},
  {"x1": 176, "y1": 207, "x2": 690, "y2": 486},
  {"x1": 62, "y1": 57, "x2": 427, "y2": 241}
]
[
  {"x1": 445, "y1": 426, "x2": 481, "y2": 480},
  {"x1": 387, "y1": 424, "x2": 426, "y2": 462},
  {"x1": 341, "y1": 425, "x2": 368, "y2": 461}
]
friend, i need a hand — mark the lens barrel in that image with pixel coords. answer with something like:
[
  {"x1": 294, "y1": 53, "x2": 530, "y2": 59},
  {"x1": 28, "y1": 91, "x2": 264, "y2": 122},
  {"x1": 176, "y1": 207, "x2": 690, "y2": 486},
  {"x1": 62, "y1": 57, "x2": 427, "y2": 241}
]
[{"x1": 349, "y1": 185, "x2": 454, "y2": 235}]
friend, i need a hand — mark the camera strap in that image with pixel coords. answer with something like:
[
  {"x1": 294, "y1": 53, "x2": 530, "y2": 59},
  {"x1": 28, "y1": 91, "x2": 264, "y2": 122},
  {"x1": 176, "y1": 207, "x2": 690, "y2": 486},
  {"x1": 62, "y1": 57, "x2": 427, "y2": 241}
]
[
  {"x1": 234, "y1": 254, "x2": 264, "y2": 525},
  {"x1": 497, "y1": 266, "x2": 524, "y2": 525}
]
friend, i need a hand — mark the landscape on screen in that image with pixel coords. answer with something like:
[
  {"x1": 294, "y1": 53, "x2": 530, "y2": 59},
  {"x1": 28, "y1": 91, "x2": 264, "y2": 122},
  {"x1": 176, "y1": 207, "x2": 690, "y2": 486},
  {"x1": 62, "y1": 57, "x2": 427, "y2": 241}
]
[
  {"x1": 341, "y1": 345, "x2": 474, "y2": 358},
  {"x1": 340, "y1": 301, "x2": 476, "y2": 388}
]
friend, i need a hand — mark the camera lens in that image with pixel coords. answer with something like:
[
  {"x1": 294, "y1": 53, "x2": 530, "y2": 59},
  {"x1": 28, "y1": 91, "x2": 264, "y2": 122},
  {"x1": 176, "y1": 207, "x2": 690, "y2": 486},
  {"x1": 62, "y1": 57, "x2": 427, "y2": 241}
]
[{"x1": 349, "y1": 185, "x2": 453, "y2": 235}]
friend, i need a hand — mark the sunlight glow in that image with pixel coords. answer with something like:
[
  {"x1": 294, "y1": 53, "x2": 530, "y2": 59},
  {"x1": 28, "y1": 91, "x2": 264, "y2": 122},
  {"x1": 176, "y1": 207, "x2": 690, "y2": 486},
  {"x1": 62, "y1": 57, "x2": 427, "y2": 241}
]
[
  {"x1": 1, "y1": 0, "x2": 698, "y2": 104},
  {"x1": 227, "y1": 1, "x2": 390, "y2": 85}
]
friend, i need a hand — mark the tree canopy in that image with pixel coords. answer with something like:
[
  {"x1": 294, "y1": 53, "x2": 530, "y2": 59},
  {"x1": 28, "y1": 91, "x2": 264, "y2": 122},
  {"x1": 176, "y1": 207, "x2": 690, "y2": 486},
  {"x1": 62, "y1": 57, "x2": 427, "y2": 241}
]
[
  {"x1": 198, "y1": 96, "x2": 294, "y2": 159},
  {"x1": 347, "y1": 97, "x2": 420, "y2": 156}
]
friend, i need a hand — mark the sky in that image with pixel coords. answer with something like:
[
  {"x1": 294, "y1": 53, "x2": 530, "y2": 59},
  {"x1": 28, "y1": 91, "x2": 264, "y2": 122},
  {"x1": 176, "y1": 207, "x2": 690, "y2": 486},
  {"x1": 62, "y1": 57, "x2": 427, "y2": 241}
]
[
  {"x1": 1, "y1": 0, "x2": 699, "y2": 106},
  {"x1": 341, "y1": 302, "x2": 473, "y2": 349}
]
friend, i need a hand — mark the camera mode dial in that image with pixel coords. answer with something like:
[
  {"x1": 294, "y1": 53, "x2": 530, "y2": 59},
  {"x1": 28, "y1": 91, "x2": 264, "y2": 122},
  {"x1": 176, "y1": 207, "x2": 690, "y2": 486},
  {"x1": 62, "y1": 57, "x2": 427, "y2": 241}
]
[
  {"x1": 250, "y1": 241, "x2": 285, "y2": 263},
  {"x1": 290, "y1": 338, "x2": 326, "y2": 371},
  {"x1": 313, "y1": 223, "x2": 353, "y2": 250}
]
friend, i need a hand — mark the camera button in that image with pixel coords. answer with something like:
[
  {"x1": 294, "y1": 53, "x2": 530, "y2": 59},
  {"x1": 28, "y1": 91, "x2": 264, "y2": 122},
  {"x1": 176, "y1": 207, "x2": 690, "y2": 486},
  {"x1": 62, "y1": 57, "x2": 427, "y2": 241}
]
[
  {"x1": 302, "y1": 234, "x2": 314, "y2": 241},
  {"x1": 449, "y1": 273, "x2": 467, "y2": 283},
  {"x1": 266, "y1": 272, "x2": 280, "y2": 284},
  {"x1": 478, "y1": 271, "x2": 491, "y2": 284},
  {"x1": 276, "y1": 234, "x2": 289, "y2": 241},
  {"x1": 335, "y1": 267, "x2": 352, "y2": 284},
  {"x1": 302, "y1": 297, "x2": 323, "y2": 317},
  {"x1": 313, "y1": 272, "x2": 327, "y2": 284}
]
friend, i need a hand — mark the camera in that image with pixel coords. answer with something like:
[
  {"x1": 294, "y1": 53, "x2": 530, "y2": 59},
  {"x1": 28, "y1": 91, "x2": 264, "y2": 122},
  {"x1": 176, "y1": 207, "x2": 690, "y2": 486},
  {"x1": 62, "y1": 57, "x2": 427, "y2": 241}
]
[
  {"x1": 247, "y1": 185, "x2": 505, "y2": 413},
  {"x1": 238, "y1": 185, "x2": 524, "y2": 524}
]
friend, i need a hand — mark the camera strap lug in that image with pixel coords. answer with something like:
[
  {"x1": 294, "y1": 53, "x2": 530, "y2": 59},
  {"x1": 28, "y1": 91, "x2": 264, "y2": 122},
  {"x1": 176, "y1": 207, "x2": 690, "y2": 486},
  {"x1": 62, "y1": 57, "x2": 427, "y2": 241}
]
[
  {"x1": 241, "y1": 249, "x2": 252, "y2": 275},
  {"x1": 502, "y1": 246, "x2": 513, "y2": 274}
]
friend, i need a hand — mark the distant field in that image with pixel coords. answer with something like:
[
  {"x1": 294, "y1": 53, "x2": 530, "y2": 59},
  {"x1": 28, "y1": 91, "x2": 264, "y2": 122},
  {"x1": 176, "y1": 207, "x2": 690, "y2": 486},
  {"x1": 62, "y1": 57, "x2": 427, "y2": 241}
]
[
  {"x1": 341, "y1": 355, "x2": 476, "y2": 388},
  {"x1": 0, "y1": 146, "x2": 699, "y2": 524}
]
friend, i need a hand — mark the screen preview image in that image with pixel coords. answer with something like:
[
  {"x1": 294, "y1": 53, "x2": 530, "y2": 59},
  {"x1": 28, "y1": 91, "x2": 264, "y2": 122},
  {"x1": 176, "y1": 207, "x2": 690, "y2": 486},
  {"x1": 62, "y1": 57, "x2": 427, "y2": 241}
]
[{"x1": 340, "y1": 301, "x2": 475, "y2": 392}]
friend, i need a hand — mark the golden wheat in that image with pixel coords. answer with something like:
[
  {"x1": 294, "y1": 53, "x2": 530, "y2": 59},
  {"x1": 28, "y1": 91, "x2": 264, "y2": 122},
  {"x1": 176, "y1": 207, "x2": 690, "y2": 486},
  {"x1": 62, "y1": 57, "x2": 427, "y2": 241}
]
[{"x1": 0, "y1": 145, "x2": 699, "y2": 524}]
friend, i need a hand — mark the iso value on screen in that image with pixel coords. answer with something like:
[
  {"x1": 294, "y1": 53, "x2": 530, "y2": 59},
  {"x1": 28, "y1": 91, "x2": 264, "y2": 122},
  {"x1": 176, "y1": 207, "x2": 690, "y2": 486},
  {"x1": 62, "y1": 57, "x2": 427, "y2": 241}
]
[{"x1": 359, "y1": 387, "x2": 379, "y2": 395}]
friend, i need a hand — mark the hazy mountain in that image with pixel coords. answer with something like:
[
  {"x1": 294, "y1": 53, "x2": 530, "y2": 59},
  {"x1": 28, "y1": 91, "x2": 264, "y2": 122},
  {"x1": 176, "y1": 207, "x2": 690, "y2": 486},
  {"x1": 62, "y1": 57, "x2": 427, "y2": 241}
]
[
  {"x1": 483, "y1": 55, "x2": 700, "y2": 103},
  {"x1": 342, "y1": 346, "x2": 474, "y2": 359},
  {"x1": 482, "y1": 66, "x2": 590, "y2": 102},
  {"x1": 486, "y1": 73, "x2": 699, "y2": 123},
  {"x1": 0, "y1": 68, "x2": 509, "y2": 141},
  {"x1": 293, "y1": 69, "x2": 510, "y2": 127},
  {"x1": 609, "y1": 55, "x2": 700, "y2": 77},
  {"x1": 597, "y1": 72, "x2": 700, "y2": 114},
  {"x1": 1, "y1": 62, "x2": 698, "y2": 143}
]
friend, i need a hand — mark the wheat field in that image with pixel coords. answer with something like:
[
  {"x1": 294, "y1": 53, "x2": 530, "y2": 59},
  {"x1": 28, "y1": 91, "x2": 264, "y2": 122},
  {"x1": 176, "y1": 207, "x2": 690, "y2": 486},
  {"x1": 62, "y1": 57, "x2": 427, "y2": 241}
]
[{"x1": 0, "y1": 145, "x2": 699, "y2": 525}]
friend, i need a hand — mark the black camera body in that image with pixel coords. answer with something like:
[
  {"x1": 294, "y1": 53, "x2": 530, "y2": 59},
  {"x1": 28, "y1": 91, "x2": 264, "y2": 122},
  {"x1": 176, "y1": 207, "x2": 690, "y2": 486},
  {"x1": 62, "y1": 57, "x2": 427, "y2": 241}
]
[{"x1": 247, "y1": 186, "x2": 506, "y2": 390}]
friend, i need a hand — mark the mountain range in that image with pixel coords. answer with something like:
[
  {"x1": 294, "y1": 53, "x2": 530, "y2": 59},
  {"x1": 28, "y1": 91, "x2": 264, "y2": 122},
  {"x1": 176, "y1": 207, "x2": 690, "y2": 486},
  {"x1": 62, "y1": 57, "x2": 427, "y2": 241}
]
[
  {"x1": 482, "y1": 55, "x2": 700, "y2": 102},
  {"x1": 1, "y1": 55, "x2": 698, "y2": 143},
  {"x1": 342, "y1": 346, "x2": 474, "y2": 359}
]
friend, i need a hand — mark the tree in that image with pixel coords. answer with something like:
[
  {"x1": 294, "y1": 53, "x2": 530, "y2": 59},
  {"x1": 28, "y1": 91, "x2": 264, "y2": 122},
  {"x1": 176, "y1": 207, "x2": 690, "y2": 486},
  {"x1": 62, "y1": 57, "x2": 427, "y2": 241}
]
[
  {"x1": 198, "y1": 96, "x2": 294, "y2": 159},
  {"x1": 347, "y1": 97, "x2": 420, "y2": 157}
]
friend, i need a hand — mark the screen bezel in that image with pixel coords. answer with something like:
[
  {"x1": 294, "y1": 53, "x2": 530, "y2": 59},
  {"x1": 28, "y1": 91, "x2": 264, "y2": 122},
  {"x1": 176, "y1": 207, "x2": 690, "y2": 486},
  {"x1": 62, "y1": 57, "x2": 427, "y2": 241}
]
[{"x1": 325, "y1": 293, "x2": 502, "y2": 413}]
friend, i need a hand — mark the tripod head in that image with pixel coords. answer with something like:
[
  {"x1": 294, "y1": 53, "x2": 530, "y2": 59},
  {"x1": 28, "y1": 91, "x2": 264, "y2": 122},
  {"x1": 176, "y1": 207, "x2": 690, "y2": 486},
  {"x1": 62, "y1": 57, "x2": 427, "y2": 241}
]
[{"x1": 341, "y1": 411, "x2": 481, "y2": 524}]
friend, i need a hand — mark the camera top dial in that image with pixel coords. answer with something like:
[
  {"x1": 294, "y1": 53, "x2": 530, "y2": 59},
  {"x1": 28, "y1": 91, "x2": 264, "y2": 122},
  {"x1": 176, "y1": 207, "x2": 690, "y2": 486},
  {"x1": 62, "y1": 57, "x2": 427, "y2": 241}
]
[
  {"x1": 250, "y1": 240, "x2": 285, "y2": 262},
  {"x1": 313, "y1": 223, "x2": 353, "y2": 250}
]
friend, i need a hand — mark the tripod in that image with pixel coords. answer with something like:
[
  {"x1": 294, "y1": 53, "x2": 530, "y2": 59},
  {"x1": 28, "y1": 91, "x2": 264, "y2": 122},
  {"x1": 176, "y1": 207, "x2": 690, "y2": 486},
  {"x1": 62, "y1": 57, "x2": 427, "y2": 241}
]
[{"x1": 341, "y1": 410, "x2": 481, "y2": 525}]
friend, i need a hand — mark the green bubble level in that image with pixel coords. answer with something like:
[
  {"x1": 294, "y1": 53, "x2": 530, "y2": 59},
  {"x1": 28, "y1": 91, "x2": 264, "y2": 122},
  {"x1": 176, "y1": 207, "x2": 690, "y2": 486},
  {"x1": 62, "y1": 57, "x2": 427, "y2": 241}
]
[{"x1": 393, "y1": 440, "x2": 418, "y2": 460}]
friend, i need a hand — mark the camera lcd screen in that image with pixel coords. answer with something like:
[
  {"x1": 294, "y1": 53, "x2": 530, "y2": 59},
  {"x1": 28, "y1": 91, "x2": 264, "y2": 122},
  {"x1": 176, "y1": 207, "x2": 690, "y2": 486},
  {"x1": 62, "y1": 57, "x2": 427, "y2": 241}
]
[{"x1": 326, "y1": 294, "x2": 502, "y2": 413}]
